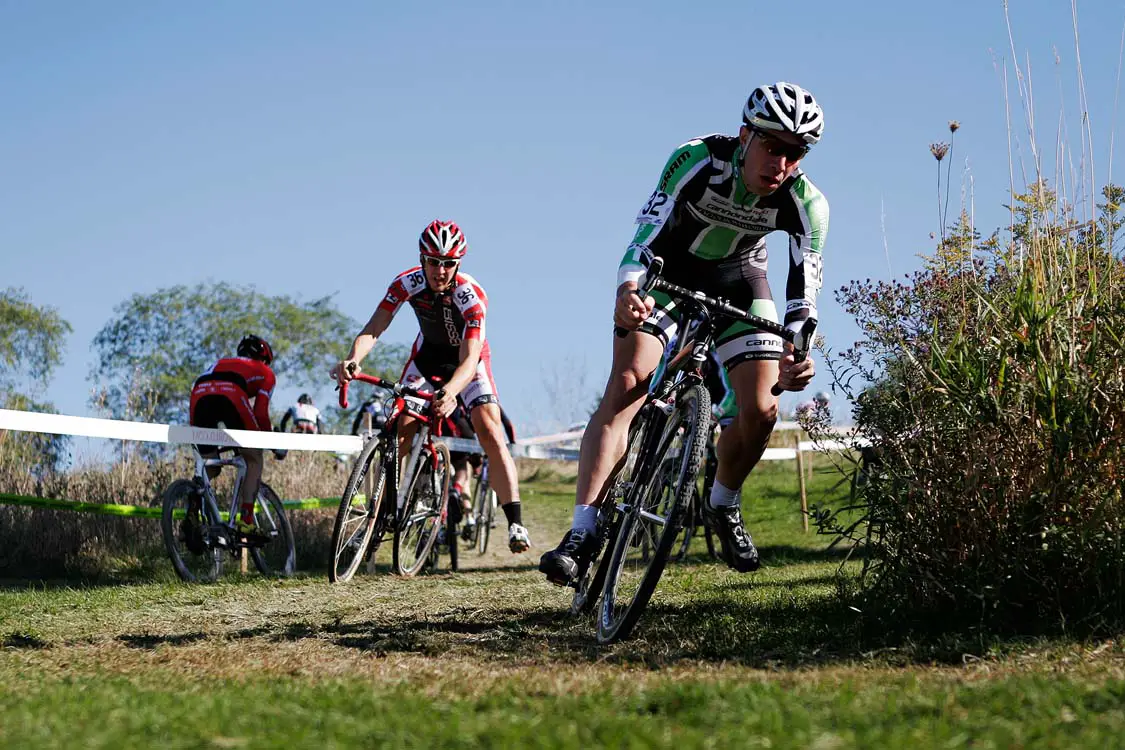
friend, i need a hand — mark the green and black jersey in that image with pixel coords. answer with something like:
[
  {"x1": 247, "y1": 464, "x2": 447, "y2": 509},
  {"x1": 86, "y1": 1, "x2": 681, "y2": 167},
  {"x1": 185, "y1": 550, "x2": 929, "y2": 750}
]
[{"x1": 619, "y1": 133, "x2": 828, "y2": 335}]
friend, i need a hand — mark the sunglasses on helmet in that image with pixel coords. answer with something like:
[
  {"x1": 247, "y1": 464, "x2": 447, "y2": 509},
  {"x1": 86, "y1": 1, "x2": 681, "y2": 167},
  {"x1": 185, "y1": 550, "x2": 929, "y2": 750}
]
[{"x1": 752, "y1": 129, "x2": 810, "y2": 162}]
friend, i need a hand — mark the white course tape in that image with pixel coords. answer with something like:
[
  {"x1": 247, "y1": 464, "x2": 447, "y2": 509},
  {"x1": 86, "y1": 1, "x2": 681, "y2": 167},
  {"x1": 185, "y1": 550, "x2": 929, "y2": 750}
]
[
  {"x1": 0, "y1": 409, "x2": 362, "y2": 453},
  {"x1": 0, "y1": 409, "x2": 858, "y2": 463},
  {"x1": 0, "y1": 409, "x2": 578, "y2": 460}
]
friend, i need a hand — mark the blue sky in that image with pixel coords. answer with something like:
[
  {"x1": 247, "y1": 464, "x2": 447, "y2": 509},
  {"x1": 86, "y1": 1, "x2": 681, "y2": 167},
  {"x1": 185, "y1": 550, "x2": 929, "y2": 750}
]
[{"x1": 4, "y1": 0, "x2": 1125, "y2": 447}]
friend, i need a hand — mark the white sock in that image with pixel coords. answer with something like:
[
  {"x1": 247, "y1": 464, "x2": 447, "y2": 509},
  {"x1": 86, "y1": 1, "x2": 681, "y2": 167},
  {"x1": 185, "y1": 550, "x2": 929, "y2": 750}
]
[
  {"x1": 709, "y1": 480, "x2": 741, "y2": 509},
  {"x1": 572, "y1": 505, "x2": 598, "y2": 534}
]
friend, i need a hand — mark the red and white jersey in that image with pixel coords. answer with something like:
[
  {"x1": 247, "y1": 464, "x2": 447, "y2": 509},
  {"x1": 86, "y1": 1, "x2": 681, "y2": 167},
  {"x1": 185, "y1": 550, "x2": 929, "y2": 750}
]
[
  {"x1": 190, "y1": 357, "x2": 276, "y2": 431},
  {"x1": 377, "y1": 267, "x2": 488, "y2": 349}
]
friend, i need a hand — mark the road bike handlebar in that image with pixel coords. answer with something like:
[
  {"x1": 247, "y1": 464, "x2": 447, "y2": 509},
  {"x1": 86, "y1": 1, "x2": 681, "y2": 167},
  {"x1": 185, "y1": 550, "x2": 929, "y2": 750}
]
[
  {"x1": 334, "y1": 369, "x2": 438, "y2": 410},
  {"x1": 334, "y1": 365, "x2": 446, "y2": 435},
  {"x1": 612, "y1": 256, "x2": 817, "y2": 397}
]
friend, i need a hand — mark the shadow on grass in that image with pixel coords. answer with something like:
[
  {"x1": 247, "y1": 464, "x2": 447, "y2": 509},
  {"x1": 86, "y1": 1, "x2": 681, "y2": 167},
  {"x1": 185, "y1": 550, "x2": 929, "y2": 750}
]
[
  {"x1": 128, "y1": 584, "x2": 976, "y2": 669},
  {"x1": 117, "y1": 631, "x2": 209, "y2": 649}
]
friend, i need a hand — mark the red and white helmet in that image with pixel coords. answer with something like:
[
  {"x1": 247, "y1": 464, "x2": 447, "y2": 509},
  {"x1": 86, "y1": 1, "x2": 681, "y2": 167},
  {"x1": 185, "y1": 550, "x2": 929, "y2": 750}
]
[{"x1": 419, "y1": 220, "x2": 468, "y2": 259}]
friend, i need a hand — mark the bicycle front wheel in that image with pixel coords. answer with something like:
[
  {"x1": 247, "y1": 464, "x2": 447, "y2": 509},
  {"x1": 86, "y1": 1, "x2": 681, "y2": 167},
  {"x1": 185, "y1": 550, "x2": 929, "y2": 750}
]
[
  {"x1": 250, "y1": 483, "x2": 296, "y2": 577},
  {"x1": 393, "y1": 441, "x2": 451, "y2": 576},
  {"x1": 597, "y1": 383, "x2": 710, "y2": 644},
  {"x1": 329, "y1": 437, "x2": 387, "y2": 583},
  {"x1": 161, "y1": 479, "x2": 222, "y2": 583},
  {"x1": 571, "y1": 416, "x2": 644, "y2": 617}
]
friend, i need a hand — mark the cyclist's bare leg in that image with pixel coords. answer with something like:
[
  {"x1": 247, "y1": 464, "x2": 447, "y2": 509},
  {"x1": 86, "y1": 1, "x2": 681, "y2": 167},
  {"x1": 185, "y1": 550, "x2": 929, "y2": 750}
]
[
  {"x1": 470, "y1": 403, "x2": 518, "y2": 505},
  {"x1": 238, "y1": 448, "x2": 264, "y2": 515},
  {"x1": 574, "y1": 330, "x2": 664, "y2": 509},
  {"x1": 453, "y1": 458, "x2": 472, "y2": 513},
  {"x1": 714, "y1": 360, "x2": 779, "y2": 492},
  {"x1": 473, "y1": 402, "x2": 530, "y2": 551},
  {"x1": 396, "y1": 415, "x2": 420, "y2": 476}
]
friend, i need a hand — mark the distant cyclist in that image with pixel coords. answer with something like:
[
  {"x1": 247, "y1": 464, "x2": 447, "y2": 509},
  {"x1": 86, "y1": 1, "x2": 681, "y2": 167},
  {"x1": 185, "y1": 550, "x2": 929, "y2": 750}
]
[
  {"x1": 280, "y1": 393, "x2": 325, "y2": 434},
  {"x1": 189, "y1": 335, "x2": 286, "y2": 539},
  {"x1": 333, "y1": 220, "x2": 531, "y2": 554},
  {"x1": 541, "y1": 82, "x2": 828, "y2": 584}
]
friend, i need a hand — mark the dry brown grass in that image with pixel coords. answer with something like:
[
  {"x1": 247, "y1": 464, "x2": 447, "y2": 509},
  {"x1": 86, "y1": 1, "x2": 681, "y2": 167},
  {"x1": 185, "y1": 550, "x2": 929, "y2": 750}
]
[{"x1": 0, "y1": 445, "x2": 349, "y2": 579}]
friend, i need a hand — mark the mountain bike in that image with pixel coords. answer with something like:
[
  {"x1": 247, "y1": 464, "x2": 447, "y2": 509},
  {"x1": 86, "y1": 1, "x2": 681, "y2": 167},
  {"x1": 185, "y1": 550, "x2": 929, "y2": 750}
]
[
  {"x1": 329, "y1": 370, "x2": 452, "y2": 581},
  {"x1": 162, "y1": 447, "x2": 295, "y2": 583},
  {"x1": 590, "y1": 256, "x2": 817, "y2": 643}
]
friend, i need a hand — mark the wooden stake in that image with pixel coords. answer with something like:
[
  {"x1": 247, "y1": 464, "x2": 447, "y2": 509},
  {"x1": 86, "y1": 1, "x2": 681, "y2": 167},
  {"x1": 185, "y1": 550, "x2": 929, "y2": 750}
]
[{"x1": 795, "y1": 431, "x2": 809, "y2": 533}]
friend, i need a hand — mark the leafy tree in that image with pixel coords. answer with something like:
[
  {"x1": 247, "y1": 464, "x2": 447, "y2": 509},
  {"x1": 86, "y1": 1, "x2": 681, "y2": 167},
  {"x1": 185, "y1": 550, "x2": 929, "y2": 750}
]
[
  {"x1": 0, "y1": 287, "x2": 72, "y2": 396},
  {"x1": 90, "y1": 283, "x2": 408, "y2": 425},
  {"x1": 0, "y1": 288, "x2": 73, "y2": 472}
]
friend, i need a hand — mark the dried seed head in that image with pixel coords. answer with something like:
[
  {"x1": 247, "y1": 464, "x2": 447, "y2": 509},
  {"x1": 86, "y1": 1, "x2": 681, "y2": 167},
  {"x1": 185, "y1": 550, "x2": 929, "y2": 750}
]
[
  {"x1": 948, "y1": 120, "x2": 960, "y2": 133},
  {"x1": 930, "y1": 142, "x2": 949, "y2": 161}
]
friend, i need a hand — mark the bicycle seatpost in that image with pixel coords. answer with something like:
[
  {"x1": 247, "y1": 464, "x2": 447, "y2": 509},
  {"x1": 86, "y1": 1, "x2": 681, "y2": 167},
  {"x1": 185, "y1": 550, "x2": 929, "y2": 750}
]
[{"x1": 614, "y1": 256, "x2": 665, "y2": 339}]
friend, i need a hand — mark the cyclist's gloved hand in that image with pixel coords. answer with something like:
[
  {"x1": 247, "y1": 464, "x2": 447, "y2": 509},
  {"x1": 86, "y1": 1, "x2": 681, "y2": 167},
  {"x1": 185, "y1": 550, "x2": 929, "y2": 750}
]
[{"x1": 272, "y1": 449, "x2": 288, "y2": 460}]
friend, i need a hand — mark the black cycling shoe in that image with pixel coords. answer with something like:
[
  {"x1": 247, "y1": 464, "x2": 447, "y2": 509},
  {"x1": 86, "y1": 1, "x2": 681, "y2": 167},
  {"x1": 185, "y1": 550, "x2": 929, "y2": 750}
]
[
  {"x1": 702, "y1": 503, "x2": 761, "y2": 572},
  {"x1": 447, "y1": 489, "x2": 463, "y2": 525},
  {"x1": 538, "y1": 528, "x2": 597, "y2": 586}
]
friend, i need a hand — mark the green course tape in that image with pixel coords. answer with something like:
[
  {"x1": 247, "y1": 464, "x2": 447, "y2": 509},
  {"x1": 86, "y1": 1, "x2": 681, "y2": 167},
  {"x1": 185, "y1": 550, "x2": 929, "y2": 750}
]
[{"x1": 0, "y1": 492, "x2": 361, "y2": 517}]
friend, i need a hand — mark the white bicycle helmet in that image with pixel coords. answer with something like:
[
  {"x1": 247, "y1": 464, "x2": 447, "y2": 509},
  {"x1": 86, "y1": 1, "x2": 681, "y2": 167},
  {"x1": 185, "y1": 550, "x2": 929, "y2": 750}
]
[{"x1": 742, "y1": 82, "x2": 824, "y2": 145}]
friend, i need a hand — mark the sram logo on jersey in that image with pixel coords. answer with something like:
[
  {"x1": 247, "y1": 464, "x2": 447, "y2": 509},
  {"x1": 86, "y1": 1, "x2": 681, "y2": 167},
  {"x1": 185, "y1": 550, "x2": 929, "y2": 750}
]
[
  {"x1": 690, "y1": 190, "x2": 779, "y2": 233},
  {"x1": 659, "y1": 150, "x2": 692, "y2": 191}
]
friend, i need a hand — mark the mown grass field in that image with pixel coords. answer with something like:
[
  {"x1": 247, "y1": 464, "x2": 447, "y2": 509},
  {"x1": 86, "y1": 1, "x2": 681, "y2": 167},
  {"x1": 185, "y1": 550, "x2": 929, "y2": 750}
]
[{"x1": 1, "y1": 458, "x2": 1123, "y2": 748}]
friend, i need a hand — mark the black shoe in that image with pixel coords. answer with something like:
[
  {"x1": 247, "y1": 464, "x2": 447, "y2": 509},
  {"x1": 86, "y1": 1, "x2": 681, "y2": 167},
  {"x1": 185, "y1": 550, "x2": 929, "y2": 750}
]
[
  {"x1": 538, "y1": 528, "x2": 597, "y2": 586},
  {"x1": 702, "y1": 503, "x2": 760, "y2": 572},
  {"x1": 448, "y1": 489, "x2": 463, "y2": 525}
]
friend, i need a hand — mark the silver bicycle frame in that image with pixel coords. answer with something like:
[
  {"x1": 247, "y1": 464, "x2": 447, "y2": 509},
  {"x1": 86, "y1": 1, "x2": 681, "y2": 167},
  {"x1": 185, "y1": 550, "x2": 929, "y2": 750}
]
[{"x1": 191, "y1": 447, "x2": 281, "y2": 534}]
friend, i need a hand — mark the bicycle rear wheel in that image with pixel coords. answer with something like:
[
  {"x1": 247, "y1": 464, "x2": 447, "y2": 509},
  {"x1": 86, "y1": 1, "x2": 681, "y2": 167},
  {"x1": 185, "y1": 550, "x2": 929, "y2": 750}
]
[
  {"x1": 161, "y1": 479, "x2": 223, "y2": 583},
  {"x1": 250, "y1": 483, "x2": 296, "y2": 577},
  {"x1": 472, "y1": 475, "x2": 496, "y2": 555},
  {"x1": 393, "y1": 442, "x2": 451, "y2": 576},
  {"x1": 329, "y1": 437, "x2": 387, "y2": 583},
  {"x1": 597, "y1": 384, "x2": 710, "y2": 643}
]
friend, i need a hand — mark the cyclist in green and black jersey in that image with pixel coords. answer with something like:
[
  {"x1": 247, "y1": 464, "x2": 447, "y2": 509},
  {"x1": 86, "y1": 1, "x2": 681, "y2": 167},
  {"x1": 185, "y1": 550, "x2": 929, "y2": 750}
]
[{"x1": 541, "y1": 82, "x2": 828, "y2": 582}]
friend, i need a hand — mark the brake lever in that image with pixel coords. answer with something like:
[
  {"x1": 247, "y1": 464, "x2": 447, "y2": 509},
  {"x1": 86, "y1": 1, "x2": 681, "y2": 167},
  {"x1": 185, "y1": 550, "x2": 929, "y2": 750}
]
[{"x1": 770, "y1": 318, "x2": 818, "y2": 397}]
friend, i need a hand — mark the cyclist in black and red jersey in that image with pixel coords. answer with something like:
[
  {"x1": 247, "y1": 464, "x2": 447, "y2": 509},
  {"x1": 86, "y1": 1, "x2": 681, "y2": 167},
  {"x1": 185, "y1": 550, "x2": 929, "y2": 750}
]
[
  {"x1": 333, "y1": 220, "x2": 531, "y2": 554},
  {"x1": 189, "y1": 334, "x2": 285, "y2": 539}
]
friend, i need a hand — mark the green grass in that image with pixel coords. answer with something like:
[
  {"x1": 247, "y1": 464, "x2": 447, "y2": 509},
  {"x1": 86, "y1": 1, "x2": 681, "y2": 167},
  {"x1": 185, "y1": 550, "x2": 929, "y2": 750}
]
[{"x1": 2, "y1": 456, "x2": 1123, "y2": 748}]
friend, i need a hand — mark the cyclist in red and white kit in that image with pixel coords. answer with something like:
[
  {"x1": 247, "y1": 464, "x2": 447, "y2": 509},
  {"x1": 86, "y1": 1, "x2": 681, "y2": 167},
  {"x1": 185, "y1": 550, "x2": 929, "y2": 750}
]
[
  {"x1": 333, "y1": 220, "x2": 531, "y2": 553},
  {"x1": 189, "y1": 334, "x2": 286, "y2": 539}
]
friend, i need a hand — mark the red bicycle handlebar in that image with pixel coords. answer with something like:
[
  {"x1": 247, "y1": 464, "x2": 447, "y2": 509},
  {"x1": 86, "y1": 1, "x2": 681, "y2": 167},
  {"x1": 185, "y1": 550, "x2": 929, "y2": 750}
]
[{"x1": 335, "y1": 372, "x2": 439, "y2": 410}]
